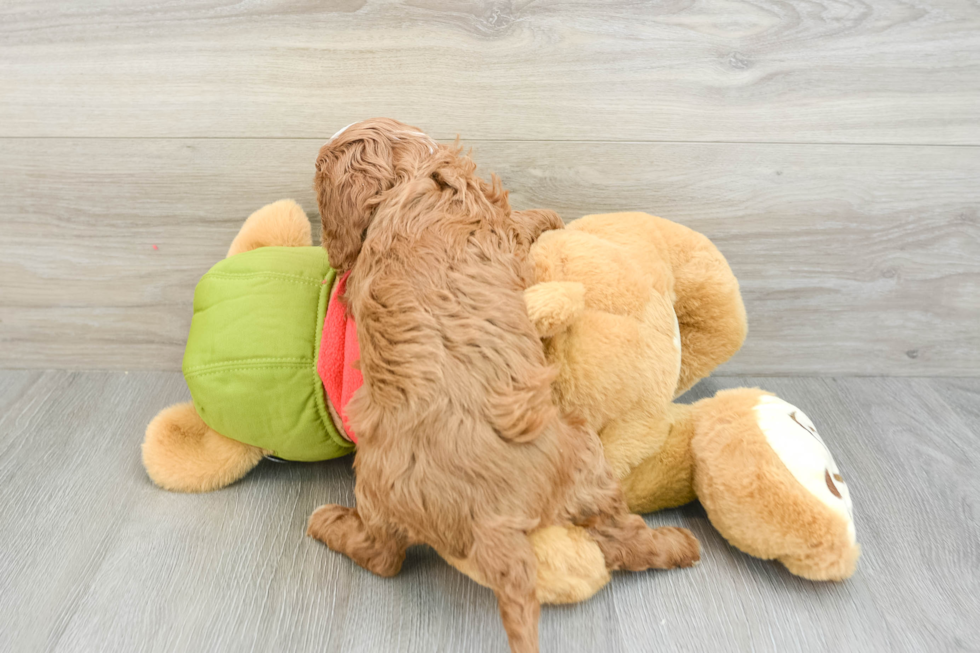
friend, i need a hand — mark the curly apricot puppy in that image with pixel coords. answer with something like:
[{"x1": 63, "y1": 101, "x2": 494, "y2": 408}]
[{"x1": 307, "y1": 118, "x2": 699, "y2": 653}]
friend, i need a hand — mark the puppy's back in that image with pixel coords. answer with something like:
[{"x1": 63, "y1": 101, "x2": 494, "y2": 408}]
[{"x1": 346, "y1": 210, "x2": 569, "y2": 547}]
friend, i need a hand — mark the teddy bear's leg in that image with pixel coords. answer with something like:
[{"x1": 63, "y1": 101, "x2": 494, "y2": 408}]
[
  {"x1": 227, "y1": 199, "x2": 313, "y2": 256},
  {"x1": 686, "y1": 388, "x2": 860, "y2": 580},
  {"x1": 142, "y1": 402, "x2": 266, "y2": 492},
  {"x1": 527, "y1": 526, "x2": 611, "y2": 603},
  {"x1": 609, "y1": 405, "x2": 700, "y2": 514},
  {"x1": 442, "y1": 525, "x2": 612, "y2": 605},
  {"x1": 651, "y1": 217, "x2": 748, "y2": 397}
]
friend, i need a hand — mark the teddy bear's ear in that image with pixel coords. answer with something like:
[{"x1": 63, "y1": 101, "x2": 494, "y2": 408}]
[{"x1": 524, "y1": 281, "x2": 586, "y2": 338}]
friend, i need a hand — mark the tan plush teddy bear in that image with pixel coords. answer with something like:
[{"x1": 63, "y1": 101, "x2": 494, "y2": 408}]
[
  {"x1": 516, "y1": 212, "x2": 859, "y2": 597},
  {"x1": 143, "y1": 203, "x2": 858, "y2": 604}
]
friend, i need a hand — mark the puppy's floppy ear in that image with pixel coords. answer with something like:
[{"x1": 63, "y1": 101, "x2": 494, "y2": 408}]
[
  {"x1": 512, "y1": 208, "x2": 565, "y2": 245},
  {"x1": 314, "y1": 129, "x2": 396, "y2": 271}
]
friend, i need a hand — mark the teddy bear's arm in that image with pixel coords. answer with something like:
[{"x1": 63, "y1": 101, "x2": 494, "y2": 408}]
[{"x1": 523, "y1": 281, "x2": 587, "y2": 338}]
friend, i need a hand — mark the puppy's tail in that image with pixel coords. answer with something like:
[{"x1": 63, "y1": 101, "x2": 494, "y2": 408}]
[
  {"x1": 470, "y1": 516, "x2": 542, "y2": 652},
  {"x1": 487, "y1": 365, "x2": 558, "y2": 444}
]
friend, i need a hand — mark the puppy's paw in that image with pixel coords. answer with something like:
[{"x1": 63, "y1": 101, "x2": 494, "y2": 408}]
[
  {"x1": 307, "y1": 504, "x2": 353, "y2": 545},
  {"x1": 651, "y1": 526, "x2": 701, "y2": 569},
  {"x1": 307, "y1": 504, "x2": 406, "y2": 577}
]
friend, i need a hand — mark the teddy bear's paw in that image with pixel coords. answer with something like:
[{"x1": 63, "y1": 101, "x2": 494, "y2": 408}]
[
  {"x1": 530, "y1": 525, "x2": 611, "y2": 604},
  {"x1": 142, "y1": 402, "x2": 265, "y2": 492},
  {"x1": 523, "y1": 281, "x2": 586, "y2": 337},
  {"x1": 648, "y1": 526, "x2": 701, "y2": 569}
]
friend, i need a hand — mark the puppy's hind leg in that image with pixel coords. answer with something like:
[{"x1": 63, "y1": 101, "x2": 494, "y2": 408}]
[
  {"x1": 471, "y1": 517, "x2": 542, "y2": 653},
  {"x1": 588, "y1": 512, "x2": 700, "y2": 572},
  {"x1": 563, "y1": 436, "x2": 700, "y2": 573},
  {"x1": 307, "y1": 504, "x2": 407, "y2": 578}
]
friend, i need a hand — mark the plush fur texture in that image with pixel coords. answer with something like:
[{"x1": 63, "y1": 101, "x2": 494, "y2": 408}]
[
  {"x1": 227, "y1": 198, "x2": 314, "y2": 256},
  {"x1": 143, "y1": 402, "x2": 267, "y2": 493},
  {"x1": 306, "y1": 119, "x2": 699, "y2": 653},
  {"x1": 691, "y1": 388, "x2": 860, "y2": 581},
  {"x1": 529, "y1": 213, "x2": 740, "y2": 489},
  {"x1": 523, "y1": 281, "x2": 586, "y2": 339},
  {"x1": 521, "y1": 212, "x2": 858, "y2": 593},
  {"x1": 443, "y1": 525, "x2": 610, "y2": 605}
]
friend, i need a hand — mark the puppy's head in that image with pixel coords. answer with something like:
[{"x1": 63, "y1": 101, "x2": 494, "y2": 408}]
[{"x1": 314, "y1": 118, "x2": 437, "y2": 271}]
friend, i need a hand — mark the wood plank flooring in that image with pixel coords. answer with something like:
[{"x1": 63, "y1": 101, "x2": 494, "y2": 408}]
[{"x1": 1, "y1": 372, "x2": 977, "y2": 653}]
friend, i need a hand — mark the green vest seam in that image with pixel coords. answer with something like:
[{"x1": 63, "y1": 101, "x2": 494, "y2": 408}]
[
  {"x1": 203, "y1": 271, "x2": 323, "y2": 287},
  {"x1": 184, "y1": 364, "x2": 310, "y2": 380},
  {"x1": 184, "y1": 357, "x2": 312, "y2": 376}
]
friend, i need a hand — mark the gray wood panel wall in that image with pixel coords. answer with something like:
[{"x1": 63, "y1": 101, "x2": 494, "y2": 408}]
[{"x1": 1, "y1": 0, "x2": 979, "y2": 374}]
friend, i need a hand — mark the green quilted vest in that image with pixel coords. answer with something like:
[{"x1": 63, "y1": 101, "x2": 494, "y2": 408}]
[{"x1": 182, "y1": 247, "x2": 354, "y2": 461}]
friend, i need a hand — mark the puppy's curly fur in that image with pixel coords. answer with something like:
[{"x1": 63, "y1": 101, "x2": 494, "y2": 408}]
[{"x1": 307, "y1": 118, "x2": 700, "y2": 653}]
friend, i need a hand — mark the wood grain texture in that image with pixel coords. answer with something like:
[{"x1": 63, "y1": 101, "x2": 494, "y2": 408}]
[
  {"x1": 0, "y1": 372, "x2": 976, "y2": 652},
  {"x1": 929, "y1": 377, "x2": 980, "y2": 427},
  {"x1": 1, "y1": 0, "x2": 979, "y2": 143},
  {"x1": 1, "y1": 138, "x2": 978, "y2": 374}
]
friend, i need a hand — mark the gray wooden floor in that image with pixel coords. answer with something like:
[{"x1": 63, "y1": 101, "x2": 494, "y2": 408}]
[{"x1": 1, "y1": 371, "x2": 977, "y2": 653}]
